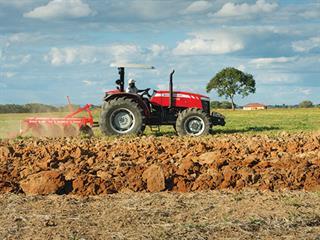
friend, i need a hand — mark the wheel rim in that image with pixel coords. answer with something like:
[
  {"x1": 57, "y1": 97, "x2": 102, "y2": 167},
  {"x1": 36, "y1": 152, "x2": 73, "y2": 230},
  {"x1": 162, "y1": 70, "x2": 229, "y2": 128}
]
[
  {"x1": 110, "y1": 108, "x2": 136, "y2": 134},
  {"x1": 184, "y1": 116, "x2": 205, "y2": 136}
]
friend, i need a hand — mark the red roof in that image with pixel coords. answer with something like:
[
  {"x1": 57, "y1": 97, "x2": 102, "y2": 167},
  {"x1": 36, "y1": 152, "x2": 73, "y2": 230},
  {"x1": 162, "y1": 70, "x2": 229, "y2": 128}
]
[{"x1": 244, "y1": 103, "x2": 266, "y2": 107}]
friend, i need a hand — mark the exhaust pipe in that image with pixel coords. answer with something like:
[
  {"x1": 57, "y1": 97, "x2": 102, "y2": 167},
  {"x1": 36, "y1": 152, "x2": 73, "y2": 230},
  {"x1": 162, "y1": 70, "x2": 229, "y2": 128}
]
[
  {"x1": 169, "y1": 70, "x2": 175, "y2": 108},
  {"x1": 118, "y1": 67, "x2": 125, "y2": 92}
]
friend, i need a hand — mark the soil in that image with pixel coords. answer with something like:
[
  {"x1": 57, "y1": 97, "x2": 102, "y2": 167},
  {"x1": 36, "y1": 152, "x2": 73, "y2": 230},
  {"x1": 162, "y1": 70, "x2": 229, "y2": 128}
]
[
  {"x1": 1, "y1": 133, "x2": 320, "y2": 196},
  {"x1": 0, "y1": 191, "x2": 320, "y2": 239}
]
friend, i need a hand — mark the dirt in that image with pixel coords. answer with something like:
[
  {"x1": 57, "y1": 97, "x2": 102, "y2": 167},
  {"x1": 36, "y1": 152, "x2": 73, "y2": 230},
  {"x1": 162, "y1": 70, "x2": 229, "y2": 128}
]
[
  {"x1": 1, "y1": 133, "x2": 320, "y2": 196},
  {"x1": 1, "y1": 191, "x2": 320, "y2": 239}
]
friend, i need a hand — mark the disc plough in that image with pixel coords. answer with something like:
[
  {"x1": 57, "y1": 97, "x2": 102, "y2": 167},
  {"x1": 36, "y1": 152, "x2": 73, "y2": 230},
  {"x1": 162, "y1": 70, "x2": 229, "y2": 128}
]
[{"x1": 20, "y1": 104, "x2": 94, "y2": 137}]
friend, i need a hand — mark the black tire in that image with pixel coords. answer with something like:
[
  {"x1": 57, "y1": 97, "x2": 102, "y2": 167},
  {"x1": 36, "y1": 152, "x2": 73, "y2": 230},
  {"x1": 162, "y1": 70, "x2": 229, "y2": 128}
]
[
  {"x1": 100, "y1": 98, "x2": 144, "y2": 136},
  {"x1": 175, "y1": 108, "x2": 210, "y2": 136}
]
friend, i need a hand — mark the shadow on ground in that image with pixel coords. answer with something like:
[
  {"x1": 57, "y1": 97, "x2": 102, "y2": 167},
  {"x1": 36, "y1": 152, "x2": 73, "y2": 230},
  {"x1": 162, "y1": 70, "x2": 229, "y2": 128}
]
[{"x1": 144, "y1": 126, "x2": 280, "y2": 136}]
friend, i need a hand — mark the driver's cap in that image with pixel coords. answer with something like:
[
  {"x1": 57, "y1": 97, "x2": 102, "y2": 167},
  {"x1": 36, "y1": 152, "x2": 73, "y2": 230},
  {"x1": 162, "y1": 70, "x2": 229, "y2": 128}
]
[{"x1": 128, "y1": 79, "x2": 136, "y2": 84}]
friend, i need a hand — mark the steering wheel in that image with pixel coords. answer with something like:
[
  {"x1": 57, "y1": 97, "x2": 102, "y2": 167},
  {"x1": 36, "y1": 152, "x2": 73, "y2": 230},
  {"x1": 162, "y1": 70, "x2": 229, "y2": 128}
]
[{"x1": 140, "y1": 88, "x2": 151, "y2": 97}]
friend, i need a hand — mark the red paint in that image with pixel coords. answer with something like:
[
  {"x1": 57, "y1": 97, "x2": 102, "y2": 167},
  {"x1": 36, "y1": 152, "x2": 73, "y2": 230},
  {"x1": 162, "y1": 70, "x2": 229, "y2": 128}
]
[{"x1": 150, "y1": 90, "x2": 209, "y2": 109}]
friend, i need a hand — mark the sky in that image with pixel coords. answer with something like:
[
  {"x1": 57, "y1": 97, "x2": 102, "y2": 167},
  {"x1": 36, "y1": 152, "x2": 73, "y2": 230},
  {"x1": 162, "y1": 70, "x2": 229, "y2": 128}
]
[{"x1": 0, "y1": 0, "x2": 320, "y2": 106}]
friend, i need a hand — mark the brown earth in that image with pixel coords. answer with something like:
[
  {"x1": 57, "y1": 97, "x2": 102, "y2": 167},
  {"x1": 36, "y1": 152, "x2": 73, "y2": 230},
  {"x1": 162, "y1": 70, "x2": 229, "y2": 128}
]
[{"x1": 1, "y1": 133, "x2": 320, "y2": 196}]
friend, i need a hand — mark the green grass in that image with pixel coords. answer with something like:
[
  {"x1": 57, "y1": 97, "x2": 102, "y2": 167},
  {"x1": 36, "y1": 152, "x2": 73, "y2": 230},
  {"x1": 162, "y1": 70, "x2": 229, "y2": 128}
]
[
  {"x1": 214, "y1": 108, "x2": 320, "y2": 134},
  {"x1": 1, "y1": 108, "x2": 320, "y2": 138}
]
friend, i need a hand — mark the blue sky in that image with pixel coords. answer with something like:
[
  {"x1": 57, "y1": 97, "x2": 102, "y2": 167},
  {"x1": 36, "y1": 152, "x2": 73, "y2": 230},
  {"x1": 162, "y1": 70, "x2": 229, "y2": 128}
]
[{"x1": 0, "y1": 0, "x2": 320, "y2": 105}]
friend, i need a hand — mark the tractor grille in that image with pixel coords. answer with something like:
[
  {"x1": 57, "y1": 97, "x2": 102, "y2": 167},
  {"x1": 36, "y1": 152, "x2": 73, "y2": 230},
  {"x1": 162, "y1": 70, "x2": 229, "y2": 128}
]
[{"x1": 201, "y1": 100, "x2": 210, "y2": 114}]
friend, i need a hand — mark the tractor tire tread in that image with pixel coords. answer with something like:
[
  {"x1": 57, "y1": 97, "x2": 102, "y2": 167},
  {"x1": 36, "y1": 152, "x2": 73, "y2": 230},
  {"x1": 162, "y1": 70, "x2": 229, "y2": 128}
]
[{"x1": 176, "y1": 108, "x2": 210, "y2": 136}]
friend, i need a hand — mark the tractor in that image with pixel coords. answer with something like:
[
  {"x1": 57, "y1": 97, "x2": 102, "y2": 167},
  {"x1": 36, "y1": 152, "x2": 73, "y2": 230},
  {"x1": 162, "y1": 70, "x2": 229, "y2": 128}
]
[{"x1": 100, "y1": 64, "x2": 225, "y2": 136}]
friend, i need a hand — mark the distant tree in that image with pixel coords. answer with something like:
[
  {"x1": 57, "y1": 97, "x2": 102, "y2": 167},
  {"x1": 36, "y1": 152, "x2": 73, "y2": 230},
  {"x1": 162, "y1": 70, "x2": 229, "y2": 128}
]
[
  {"x1": 210, "y1": 101, "x2": 221, "y2": 109},
  {"x1": 210, "y1": 101, "x2": 233, "y2": 109},
  {"x1": 299, "y1": 100, "x2": 313, "y2": 108},
  {"x1": 220, "y1": 101, "x2": 233, "y2": 109},
  {"x1": 206, "y1": 67, "x2": 256, "y2": 110}
]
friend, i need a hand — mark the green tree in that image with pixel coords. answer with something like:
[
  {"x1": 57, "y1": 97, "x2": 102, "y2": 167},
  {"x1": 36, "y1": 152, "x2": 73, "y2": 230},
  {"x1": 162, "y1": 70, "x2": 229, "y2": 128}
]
[
  {"x1": 206, "y1": 67, "x2": 256, "y2": 110},
  {"x1": 299, "y1": 100, "x2": 313, "y2": 108},
  {"x1": 220, "y1": 101, "x2": 233, "y2": 109},
  {"x1": 210, "y1": 101, "x2": 221, "y2": 109}
]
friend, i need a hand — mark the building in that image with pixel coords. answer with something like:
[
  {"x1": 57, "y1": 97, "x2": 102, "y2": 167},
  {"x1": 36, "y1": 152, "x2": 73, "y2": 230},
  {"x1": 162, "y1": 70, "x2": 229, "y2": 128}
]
[{"x1": 243, "y1": 103, "x2": 267, "y2": 110}]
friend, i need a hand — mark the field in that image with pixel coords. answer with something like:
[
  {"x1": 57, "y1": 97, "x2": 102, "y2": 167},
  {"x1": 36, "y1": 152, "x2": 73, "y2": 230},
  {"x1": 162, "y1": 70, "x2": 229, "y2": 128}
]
[
  {"x1": 1, "y1": 108, "x2": 320, "y2": 239},
  {"x1": 1, "y1": 108, "x2": 320, "y2": 138}
]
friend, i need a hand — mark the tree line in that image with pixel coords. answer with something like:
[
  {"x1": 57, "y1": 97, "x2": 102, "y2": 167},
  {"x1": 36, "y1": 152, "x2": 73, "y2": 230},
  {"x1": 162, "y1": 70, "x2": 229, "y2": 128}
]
[
  {"x1": 210, "y1": 100, "x2": 318, "y2": 109},
  {"x1": 0, "y1": 103, "x2": 80, "y2": 113}
]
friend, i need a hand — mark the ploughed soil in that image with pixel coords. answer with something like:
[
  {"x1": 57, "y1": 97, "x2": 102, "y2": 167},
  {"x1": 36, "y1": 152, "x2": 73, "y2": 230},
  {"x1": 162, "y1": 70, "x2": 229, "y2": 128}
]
[
  {"x1": 1, "y1": 191, "x2": 320, "y2": 239},
  {"x1": 1, "y1": 133, "x2": 320, "y2": 196}
]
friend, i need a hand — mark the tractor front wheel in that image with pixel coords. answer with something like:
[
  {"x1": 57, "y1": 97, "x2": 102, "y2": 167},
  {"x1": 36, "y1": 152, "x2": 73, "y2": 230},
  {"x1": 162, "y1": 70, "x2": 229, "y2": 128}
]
[
  {"x1": 176, "y1": 108, "x2": 210, "y2": 136},
  {"x1": 100, "y1": 98, "x2": 145, "y2": 135}
]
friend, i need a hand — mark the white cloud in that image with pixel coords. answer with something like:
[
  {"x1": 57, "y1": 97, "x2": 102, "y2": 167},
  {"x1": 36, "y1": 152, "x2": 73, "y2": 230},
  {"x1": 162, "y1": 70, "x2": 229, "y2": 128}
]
[
  {"x1": 24, "y1": 0, "x2": 94, "y2": 20},
  {"x1": 20, "y1": 55, "x2": 31, "y2": 64},
  {"x1": 250, "y1": 57, "x2": 297, "y2": 67},
  {"x1": 292, "y1": 37, "x2": 320, "y2": 52},
  {"x1": 44, "y1": 44, "x2": 141, "y2": 66},
  {"x1": 148, "y1": 44, "x2": 166, "y2": 57},
  {"x1": 82, "y1": 80, "x2": 96, "y2": 86},
  {"x1": 182, "y1": 1, "x2": 212, "y2": 14},
  {"x1": 173, "y1": 31, "x2": 244, "y2": 56},
  {"x1": 214, "y1": 0, "x2": 278, "y2": 18},
  {"x1": 0, "y1": 72, "x2": 16, "y2": 78},
  {"x1": 295, "y1": 88, "x2": 312, "y2": 96},
  {"x1": 4, "y1": 33, "x2": 44, "y2": 47},
  {"x1": 300, "y1": 9, "x2": 320, "y2": 19},
  {"x1": 257, "y1": 73, "x2": 299, "y2": 84},
  {"x1": 237, "y1": 64, "x2": 246, "y2": 72}
]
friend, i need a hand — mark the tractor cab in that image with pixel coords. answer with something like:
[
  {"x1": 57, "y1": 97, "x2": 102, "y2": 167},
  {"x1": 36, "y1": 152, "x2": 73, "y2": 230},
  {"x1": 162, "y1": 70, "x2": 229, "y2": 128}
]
[
  {"x1": 110, "y1": 63, "x2": 155, "y2": 91},
  {"x1": 100, "y1": 63, "x2": 225, "y2": 136}
]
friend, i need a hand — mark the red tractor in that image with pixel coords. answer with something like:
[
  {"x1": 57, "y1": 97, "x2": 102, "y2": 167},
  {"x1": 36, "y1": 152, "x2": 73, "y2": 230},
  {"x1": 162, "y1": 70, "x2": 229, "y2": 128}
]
[{"x1": 100, "y1": 64, "x2": 225, "y2": 136}]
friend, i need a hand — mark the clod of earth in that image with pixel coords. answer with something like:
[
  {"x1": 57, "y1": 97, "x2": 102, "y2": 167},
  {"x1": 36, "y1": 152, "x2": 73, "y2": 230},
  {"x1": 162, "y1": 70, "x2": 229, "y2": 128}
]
[
  {"x1": 1, "y1": 133, "x2": 320, "y2": 196},
  {"x1": 19, "y1": 171, "x2": 65, "y2": 195}
]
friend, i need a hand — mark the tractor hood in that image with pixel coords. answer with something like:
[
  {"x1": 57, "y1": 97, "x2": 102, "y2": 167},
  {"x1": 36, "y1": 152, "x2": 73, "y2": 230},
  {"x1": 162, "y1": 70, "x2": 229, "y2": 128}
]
[{"x1": 154, "y1": 90, "x2": 210, "y2": 101}]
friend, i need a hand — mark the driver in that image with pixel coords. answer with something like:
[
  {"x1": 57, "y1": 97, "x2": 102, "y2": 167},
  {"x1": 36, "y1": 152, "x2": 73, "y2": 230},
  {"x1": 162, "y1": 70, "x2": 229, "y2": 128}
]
[{"x1": 126, "y1": 79, "x2": 141, "y2": 94}]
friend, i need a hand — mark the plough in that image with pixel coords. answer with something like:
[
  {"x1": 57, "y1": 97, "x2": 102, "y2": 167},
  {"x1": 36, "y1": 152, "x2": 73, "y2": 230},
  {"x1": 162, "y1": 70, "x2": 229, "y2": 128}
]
[{"x1": 20, "y1": 103, "x2": 95, "y2": 137}]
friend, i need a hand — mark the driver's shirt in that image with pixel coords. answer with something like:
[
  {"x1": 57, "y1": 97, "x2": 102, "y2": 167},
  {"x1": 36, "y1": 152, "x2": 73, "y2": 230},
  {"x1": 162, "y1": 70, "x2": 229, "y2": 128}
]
[{"x1": 126, "y1": 86, "x2": 139, "y2": 94}]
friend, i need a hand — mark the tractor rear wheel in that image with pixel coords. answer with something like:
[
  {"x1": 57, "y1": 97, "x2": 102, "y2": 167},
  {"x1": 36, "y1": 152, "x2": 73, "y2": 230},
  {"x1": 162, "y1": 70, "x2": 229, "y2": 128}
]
[
  {"x1": 100, "y1": 98, "x2": 145, "y2": 135},
  {"x1": 176, "y1": 108, "x2": 210, "y2": 136}
]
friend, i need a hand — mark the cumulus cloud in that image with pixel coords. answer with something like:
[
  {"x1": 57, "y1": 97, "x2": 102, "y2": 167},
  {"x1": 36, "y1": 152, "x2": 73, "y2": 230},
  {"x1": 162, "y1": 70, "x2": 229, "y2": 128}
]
[
  {"x1": 182, "y1": 1, "x2": 212, "y2": 14},
  {"x1": 24, "y1": 0, "x2": 94, "y2": 20},
  {"x1": 250, "y1": 57, "x2": 297, "y2": 67},
  {"x1": 214, "y1": 0, "x2": 278, "y2": 18},
  {"x1": 292, "y1": 37, "x2": 320, "y2": 52},
  {"x1": 148, "y1": 44, "x2": 166, "y2": 57},
  {"x1": 44, "y1": 44, "x2": 141, "y2": 66},
  {"x1": 173, "y1": 31, "x2": 244, "y2": 56}
]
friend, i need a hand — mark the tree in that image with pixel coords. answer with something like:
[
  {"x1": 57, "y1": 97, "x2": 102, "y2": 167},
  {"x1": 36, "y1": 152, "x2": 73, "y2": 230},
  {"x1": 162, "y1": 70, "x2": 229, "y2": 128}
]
[
  {"x1": 299, "y1": 100, "x2": 313, "y2": 108},
  {"x1": 206, "y1": 67, "x2": 256, "y2": 110},
  {"x1": 210, "y1": 101, "x2": 221, "y2": 109},
  {"x1": 220, "y1": 101, "x2": 233, "y2": 109}
]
